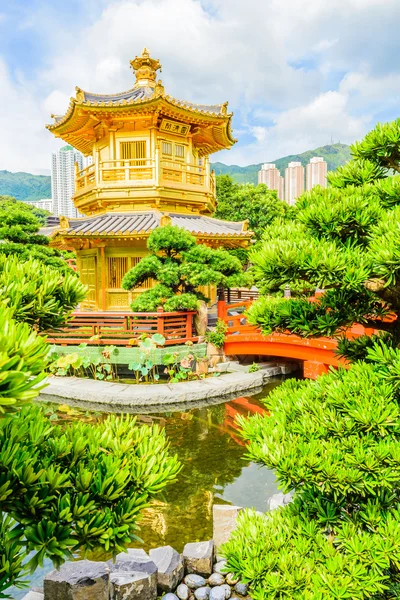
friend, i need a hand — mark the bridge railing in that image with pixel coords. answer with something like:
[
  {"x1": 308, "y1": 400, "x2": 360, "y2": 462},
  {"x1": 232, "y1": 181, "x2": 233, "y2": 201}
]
[{"x1": 217, "y1": 300, "x2": 257, "y2": 335}]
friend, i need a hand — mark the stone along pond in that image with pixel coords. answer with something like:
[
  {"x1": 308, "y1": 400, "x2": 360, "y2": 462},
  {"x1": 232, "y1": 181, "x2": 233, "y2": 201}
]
[{"x1": 11, "y1": 378, "x2": 286, "y2": 599}]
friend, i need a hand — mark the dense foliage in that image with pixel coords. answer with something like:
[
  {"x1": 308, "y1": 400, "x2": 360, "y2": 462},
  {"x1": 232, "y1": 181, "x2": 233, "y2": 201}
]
[
  {"x1": 0, "y1": 255, "x2": 87, "y2": 331},
  {"x1": 224, "y1": 350, "x2": 400, "y2": 599},
  {"x1": 223, "y1": 120, "x2": 400, "y2": 599},
  {"x1": 0, "y1": 254, "x2": 179, "y2": 597},
  {"x1": 122, "y1": 225, "x2": 246, "y2": 312},
  {"x1": 248, "y1": 136, "x2": 400, "y2": 338},
  {"x1": 0, "y1": 305, "x2": 49, "y2": 414},
  {"x1": 1, "y1": 408, "x2": 180, "y2": 596},
  {"x1": 215, "y1": 175, "x2": 291, "y2": 240},
  {"x1": 0, "y1": 195, "x2": 68, "y2": 271}
]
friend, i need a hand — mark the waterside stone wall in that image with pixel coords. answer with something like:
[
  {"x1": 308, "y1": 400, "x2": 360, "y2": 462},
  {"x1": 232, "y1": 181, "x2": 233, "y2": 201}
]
[{"x1": 22, "y1": 505, "x2": 256, "y2": 600}]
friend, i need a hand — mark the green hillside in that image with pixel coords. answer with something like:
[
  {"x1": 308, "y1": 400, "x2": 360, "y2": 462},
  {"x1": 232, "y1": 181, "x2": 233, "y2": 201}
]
[
  {"x1": 211, "y1": 143, "x2": 351, "y2": 185},
  {"x1": 0, "y1": 170, "x2": 51, "y2": 201}
]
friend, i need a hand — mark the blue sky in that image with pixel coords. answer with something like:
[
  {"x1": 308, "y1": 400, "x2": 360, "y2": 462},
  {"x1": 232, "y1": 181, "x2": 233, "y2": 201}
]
[{"x1": 0, "y1": 0, "x2": 400, "y2": 173}]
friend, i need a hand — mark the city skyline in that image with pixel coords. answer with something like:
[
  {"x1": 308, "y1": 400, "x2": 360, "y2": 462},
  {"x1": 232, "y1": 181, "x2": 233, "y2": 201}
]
[{"x1": 258, "y1": 156, "x2": 328, "y2": 204}]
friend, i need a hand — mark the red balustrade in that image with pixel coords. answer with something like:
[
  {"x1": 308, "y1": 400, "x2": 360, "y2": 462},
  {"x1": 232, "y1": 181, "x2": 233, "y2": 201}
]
[{"x1": 44, "y1": 310, "x2": 198, "y2": 347}]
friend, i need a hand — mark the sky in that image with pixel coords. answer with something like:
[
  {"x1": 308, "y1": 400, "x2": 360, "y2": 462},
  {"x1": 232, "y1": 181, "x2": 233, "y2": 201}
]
[{"x1": 0, "y1": 0, "x2": 400, "y2": 174}]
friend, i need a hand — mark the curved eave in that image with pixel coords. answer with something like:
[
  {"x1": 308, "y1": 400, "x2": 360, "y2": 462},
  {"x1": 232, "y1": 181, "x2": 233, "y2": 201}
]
[
  {"x1": 46, "y1": 94, "x2": 235, "y2": 155},
  {"x1": 50, "y1": 231, "x2": 253, "y2": 244}
]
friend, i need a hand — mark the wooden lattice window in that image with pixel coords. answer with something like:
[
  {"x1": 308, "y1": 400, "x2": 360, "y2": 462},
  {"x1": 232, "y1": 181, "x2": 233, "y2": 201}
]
[
  {"x1": 175, "y1": 144, "x2": 185, "y2": 159},
  {"x1": 162, "y1": 141, "x2": 173, "y2": 156},
  {"x1": 120, "y1": 141, "x2": 146, "y2": 165},
  {"x1": 107, "y1": 257, "x2": 128, "y2": 289}
]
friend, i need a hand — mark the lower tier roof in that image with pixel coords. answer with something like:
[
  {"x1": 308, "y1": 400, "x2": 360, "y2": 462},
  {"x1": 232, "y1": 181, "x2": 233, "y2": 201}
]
[{"x1": 42, "y1": 211, "x2": 252, "y2": 241}]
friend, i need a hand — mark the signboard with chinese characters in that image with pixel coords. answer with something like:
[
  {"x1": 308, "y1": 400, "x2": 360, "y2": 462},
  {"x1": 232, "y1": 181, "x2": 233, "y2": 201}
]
[{"x1": 160, "y1": 119, "x2": 190, "y2": 137}]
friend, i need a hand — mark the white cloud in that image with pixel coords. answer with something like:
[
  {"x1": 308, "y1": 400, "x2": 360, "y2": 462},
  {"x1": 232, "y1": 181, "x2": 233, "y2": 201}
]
[
  {"x1": 0, "y1": 59, "x2": 60, "y2": 173},
  {"x1": 224, "y1": 91, "x2": 370, "y2": 164},
  {"x1": 0, "y1": 0, "x2": 400, "y2": 170}
]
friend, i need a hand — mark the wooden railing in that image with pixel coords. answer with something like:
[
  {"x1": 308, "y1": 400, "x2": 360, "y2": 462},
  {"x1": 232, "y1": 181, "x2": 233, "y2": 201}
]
[
  {"x1": 75, "y1": 163, "x2": 95, "y2": 191},
  {"x1": 100, "y1": 158, "x2": 155, "y2": 183},
  {"x1": 217, "y1": 300, "x2": 257, "y2": 336},
  {"x1": 75, "y1": 159, "x2": 211, "y2": 194},
  {"x1": 160, "y1": 160, "x2": 206, "y2": 186},
  {"x1": 45, "y1": 310, "x2": 198, "y2": 347},
  {"x1": 219, "y1": 288, "x2": 260, "y2": 303}
]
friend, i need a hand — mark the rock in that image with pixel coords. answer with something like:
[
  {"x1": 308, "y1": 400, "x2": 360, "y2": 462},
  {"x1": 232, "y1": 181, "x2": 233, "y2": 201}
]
[
  {"x1": 268, "y1": 492, "x2": 285, "y2": 511},
  {"x1": 114, "y1": 548, "x2": 151, "y2": 563},
  {"x1": 44, "y1": 560, "x2": 109, "y2": 600},
  {"x1": 163, "y1": 594, "x2": 180, "y2": 600},
  {"x1": 184, "y1": 574, "x2": 207, "y2": 590},
  {"x1": 268, "y1": 491, "x2": 293, "y2": 511},
  {"x1": 108, "y1": 555, "x2": 158, "y2": 600},
  {"x1": 234, "y1": 582, "x2": 249, "y2": 596},
  {"x1": 208, "y1": 573, "x2": 225, "y2": 586},
  {"x1": 149, "y1": 545, "x2": 184, "y2": 592},
  {"x1": 213, "y1": 560, "x2": 227, "y2": 574},
  {"x1": 195, "y1": 301, "x2": 208, "y2": 336},
  {"x1": 225, "y1": 573, "x2": 239, "y2": 585},
  {"x1": 209, "y1": 587, "x2": 226, "y2": 600},
  {"x1": 213, "y1": 505, "x2": 243, "y2": 550},
  {"x1": 183, "y1": 540, "x2": 214, "y2": 577},
  {"x1": 21, "y1": 593, "x2": 44, "y2": 600},
  {"x1": 220, "y1": 584, "x2": 232, "y2": 599},
  {"x1": 176, "y1": 583, "x2": 190, "y2": 599},
  {"x1": 194, "y1": 586, "x2": 211, "y2": 600}
]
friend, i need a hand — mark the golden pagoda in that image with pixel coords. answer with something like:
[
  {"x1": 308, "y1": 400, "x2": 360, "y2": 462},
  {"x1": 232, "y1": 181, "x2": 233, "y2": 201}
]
[{"x1": 47, "y1": 49, "x2": 252, "y2": 311}]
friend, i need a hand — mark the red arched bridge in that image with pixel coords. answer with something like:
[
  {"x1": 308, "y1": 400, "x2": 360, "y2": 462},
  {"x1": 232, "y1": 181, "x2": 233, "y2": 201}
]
[{"x1": 217, "y1": 299, "x2": 380, "y2": 380}]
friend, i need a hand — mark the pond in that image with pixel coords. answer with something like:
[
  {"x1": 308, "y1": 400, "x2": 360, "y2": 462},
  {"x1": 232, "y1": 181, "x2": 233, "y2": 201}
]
[{"x1": 11, "y1": 377, "x2": 287, "y2": 599}]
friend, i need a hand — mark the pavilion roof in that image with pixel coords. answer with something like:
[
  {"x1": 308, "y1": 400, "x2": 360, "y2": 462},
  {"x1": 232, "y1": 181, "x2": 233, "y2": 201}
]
[
  {"x1": 44, "y1": 211, "x2": 252, "y2": 243},
  {"x1": 47, "y1": 49, "x2": 235, "y2": 156}
]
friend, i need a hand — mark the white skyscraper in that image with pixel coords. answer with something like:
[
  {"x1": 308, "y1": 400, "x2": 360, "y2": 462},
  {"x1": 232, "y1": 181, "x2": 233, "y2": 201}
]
[
  {"x1": 26, "y1": 199, "x2": 54, "y2": 213},
  {"x1": 51, "y1": 145, "x2": 90, "y2": 218},
  {"x1": 258, "y1": 163, "x2": 285, "y2": 200},
  {"x1": 306, "y1": 156, "x2": 328, "y2": 191},
  {"x1": 284, "y1": 161, "x2": 305, "y2": 205}
]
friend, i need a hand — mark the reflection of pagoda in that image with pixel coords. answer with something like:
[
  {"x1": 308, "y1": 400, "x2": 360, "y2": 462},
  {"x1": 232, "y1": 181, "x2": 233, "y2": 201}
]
[{"x1": 46, "y1": 49, "x2": 252, "y2": 311}]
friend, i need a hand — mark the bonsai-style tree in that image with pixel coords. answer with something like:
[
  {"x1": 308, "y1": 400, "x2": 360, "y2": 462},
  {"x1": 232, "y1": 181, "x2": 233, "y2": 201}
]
[
  {"x1": 0, "y1": 195, "x2": 69, "y2": 271},
  {"x1": 122, "y1": 225, "x2": 247, "y2": 312},
  {"x1": 0, "y1": 255, "x2": 181, "y2": 597},
  {"x1": 222, "y1": 119, "x2": 400, "y2": 599}
]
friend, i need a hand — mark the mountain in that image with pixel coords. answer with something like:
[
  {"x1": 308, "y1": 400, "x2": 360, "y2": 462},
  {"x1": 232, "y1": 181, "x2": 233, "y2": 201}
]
[
  {"x1": 211, "y1": 143, "x2": 351, "y2": 185},
  {"x1": 0, "y1": 170, "x2": 51, "y2": 201}
]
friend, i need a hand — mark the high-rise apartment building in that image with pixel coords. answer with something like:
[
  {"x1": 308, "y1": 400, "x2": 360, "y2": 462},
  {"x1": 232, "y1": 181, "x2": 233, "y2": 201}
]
[
  {"x1": 51, "y1": 145, "x2": 90, "y2": 218},
  {"x1": 27, "y1": 199, "x2": 54, "y2": 213},
  {"x1": 284, "y1": 161, "x2": 304, "y2": 205},
  {"x1": 306, "y1": 156, "x2": 328, "y2": 191},
  {"x1": 258, "y1": 163, "x2": 285, "y2": 200}
]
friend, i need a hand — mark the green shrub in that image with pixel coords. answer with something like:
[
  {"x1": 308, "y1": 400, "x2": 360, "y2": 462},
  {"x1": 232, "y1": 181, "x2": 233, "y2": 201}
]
[
  {"x1": 0, "y1": 255, "x2": 87, "y2": 331},
  {"x1": 0, "y1": 406, "x2": 181, "y2": 596},
  {"x1": 223, "y1": 359, "x2": 400, "y2": 599},
  {"x1": 205, "y1": 318, "x2": 228, "y2": 348},
  {"x1": 0, "y1": 304, "x2": 49, "y2": 413}
]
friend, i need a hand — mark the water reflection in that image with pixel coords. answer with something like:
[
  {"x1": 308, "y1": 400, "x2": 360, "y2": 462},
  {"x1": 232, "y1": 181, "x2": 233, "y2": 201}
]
[{"x1": 10, "y1": 379, "x2": 284, "y2": 598}]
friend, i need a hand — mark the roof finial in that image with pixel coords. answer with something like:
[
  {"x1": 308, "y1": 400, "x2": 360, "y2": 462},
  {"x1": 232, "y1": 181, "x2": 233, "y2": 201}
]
[{"x1": 130, "y1": 48, "x2": 161, "y2": 89}]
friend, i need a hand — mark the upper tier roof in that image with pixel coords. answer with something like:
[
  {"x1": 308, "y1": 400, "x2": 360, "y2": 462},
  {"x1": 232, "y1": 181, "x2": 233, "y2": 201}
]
[{"x1": 47, "y1": 48, "x2": 235, "y2": 155}]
